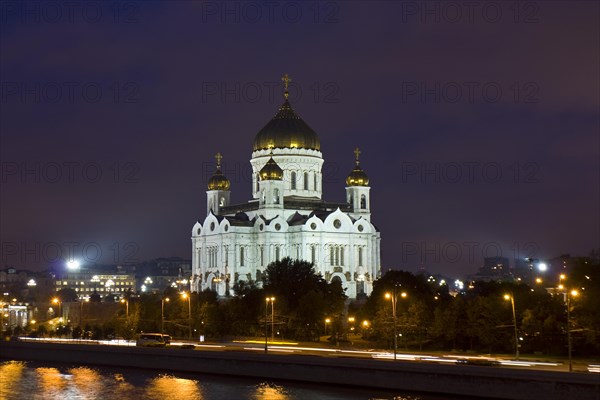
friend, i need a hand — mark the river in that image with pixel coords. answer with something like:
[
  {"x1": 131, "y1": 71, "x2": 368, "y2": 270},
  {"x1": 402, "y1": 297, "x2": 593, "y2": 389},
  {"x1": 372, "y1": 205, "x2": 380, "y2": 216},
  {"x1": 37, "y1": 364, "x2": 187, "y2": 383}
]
[{"x1": 0, "y1": 360, "x2": 463, "y2": 400}]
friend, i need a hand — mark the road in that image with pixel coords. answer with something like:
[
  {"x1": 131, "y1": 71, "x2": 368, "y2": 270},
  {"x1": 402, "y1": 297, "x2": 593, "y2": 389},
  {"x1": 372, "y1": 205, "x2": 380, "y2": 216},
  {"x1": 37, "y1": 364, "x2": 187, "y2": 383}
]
[{"x1": 16, "y1": 336, "x2": 599, "y2": 373}]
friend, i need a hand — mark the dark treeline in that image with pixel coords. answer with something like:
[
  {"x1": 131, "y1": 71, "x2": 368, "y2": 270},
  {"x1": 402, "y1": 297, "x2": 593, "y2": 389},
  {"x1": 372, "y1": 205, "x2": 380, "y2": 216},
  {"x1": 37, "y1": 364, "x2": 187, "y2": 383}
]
[{"x1": 16, "y1": 257, "x2": 600, "y2": 357}]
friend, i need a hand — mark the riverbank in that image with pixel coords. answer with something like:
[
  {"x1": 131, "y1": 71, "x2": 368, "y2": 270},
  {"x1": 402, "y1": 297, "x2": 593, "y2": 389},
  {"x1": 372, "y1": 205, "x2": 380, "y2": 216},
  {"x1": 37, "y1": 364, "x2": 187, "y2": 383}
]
[{"x1": 1, "y1": 340, "x2": 598, "y2": 400}]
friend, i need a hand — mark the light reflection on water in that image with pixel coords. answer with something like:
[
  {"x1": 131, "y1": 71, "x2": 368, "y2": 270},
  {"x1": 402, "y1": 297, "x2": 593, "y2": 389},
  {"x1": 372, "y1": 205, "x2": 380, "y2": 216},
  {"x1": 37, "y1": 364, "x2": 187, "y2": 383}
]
[{"x1": 0, "y1": 360, "x2": 454, "y2": 400}]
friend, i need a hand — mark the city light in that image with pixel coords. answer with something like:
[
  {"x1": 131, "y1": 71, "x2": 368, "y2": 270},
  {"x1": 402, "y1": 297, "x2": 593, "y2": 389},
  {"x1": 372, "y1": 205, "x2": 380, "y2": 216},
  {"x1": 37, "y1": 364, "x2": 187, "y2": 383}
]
[
  {"x1": 66, "y1": 260, "x2": 80, "y2": 270},
  {"x1": 537, "y1": 263, "x2": 547, "y2": 272}
]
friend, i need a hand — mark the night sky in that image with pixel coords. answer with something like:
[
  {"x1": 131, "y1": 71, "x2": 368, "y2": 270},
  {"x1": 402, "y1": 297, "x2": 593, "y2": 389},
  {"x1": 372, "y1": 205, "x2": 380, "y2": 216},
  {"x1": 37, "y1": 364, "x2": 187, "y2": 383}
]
[{"x1": 1, "y1": 1, "x2": 598, "y2": 278}]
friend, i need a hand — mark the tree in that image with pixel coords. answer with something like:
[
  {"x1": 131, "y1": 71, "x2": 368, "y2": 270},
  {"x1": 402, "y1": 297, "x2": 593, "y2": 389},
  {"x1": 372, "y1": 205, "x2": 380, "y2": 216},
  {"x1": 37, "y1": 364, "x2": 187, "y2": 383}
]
[
  {"x1": 262, "y1": 258, "x2": 346, "y2": 340},
  {"x1": 56, "y1": 288, "x2": 78, "y2": 302}
]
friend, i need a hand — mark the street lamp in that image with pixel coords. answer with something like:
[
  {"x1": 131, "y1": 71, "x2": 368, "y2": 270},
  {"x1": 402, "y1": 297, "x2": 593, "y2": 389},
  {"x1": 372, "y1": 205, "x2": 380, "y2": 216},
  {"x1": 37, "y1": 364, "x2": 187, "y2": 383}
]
[
  {"x1": 52, "y1": 297, "x2": 61, "y2": 320},
  {"x1": 566, "y1": 289, "x2": 579, "y2": 372},
  {"x1": 161, "y1": 297, "x2": 170, "y2": 334},
  {"x1": 79, "y1": 298, "x2": 89, "y2": 327},
  {"x1": 324, "y1": 318, "x2": 331, "y2": 335},
  {"x1": 265, "y1": 296, "x2": 275, "y2": 352},
  {"x1": 181, "y1": 292, "x2": 191, "y2": 339},
  {"x1": 503, "y1": 294, "x2": 519, "y2": 360},
  {"x1": 385, "y1": 286, "x2": 407, "y2": 361},
  {"x1": 270, "y1": 297, "x2": 275, "y2": 342},
  {"x1": 120, "y1": 298, "x2": 129, "y2": 318}
]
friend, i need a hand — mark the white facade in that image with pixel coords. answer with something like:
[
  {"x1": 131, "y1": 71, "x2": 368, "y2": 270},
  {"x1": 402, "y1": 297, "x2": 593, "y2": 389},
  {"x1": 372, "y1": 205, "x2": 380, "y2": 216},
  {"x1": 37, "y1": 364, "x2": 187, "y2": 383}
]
[{"x1": 191, "y1": 93, "x2": 381, "y2": 298}]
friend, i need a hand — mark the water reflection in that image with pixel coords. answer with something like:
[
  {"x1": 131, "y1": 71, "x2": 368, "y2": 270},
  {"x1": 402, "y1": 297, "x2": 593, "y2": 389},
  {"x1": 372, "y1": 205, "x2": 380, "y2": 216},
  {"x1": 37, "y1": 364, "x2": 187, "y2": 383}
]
[
  {"x1": 0, "y1": 361, "x2": 25, "y2": 398},
  {"x1": 0, "y1": 361, "x2": 446, "y2": 400},
  {"x1": 146, "y1": 375, "x2": 204, "y2": 400},
  {"x1": 36, "y1": 367, "x2": 68, "y2": 397},
  {"x1": 69, "y1": 367, "x2": 102, "y2": 399},
  {"x1": 253, "y1": 382, "x2": 290, "y2": 400}
]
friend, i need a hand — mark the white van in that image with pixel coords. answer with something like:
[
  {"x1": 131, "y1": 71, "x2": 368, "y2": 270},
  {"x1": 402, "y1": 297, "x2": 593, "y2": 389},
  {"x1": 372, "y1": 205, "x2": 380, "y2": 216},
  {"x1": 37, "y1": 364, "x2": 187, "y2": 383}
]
[{"x1": 136, "y1": 333, "x2": 169, "y2": 347}]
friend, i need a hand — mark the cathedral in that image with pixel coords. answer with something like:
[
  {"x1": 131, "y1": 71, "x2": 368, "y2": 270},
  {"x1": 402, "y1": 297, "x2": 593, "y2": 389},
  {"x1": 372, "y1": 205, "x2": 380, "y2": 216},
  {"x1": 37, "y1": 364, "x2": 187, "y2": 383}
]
[{"x1": 191, "y1": 75, "x2": 381, "y2": 298}]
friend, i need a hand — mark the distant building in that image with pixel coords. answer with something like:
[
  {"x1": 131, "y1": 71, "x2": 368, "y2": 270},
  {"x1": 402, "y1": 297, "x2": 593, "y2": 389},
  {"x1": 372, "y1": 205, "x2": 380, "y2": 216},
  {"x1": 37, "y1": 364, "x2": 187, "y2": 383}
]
[
  {"x1": 54, "y1": 265, "x2": 136, "y2": 300},
  {"x1": 135, "y1": 257, "x2": 192, "y2": 294},
  {"x1": 471, "y1": 257, "x2": 512, "y2": 282}
]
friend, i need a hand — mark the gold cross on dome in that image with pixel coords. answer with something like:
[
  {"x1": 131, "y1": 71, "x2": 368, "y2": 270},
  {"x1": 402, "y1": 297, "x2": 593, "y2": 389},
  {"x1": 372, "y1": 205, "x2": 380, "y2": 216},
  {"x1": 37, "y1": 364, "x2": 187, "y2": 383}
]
[
  {"x1": 215, "y1": 152, "x2": 223, "y2": 168},
  {"x1": 281, "y1": 73, "x2": 292, "y2": 99},
  {"x1": 354, "y1": 147, "x2": 361, "y2": 164},
  {"x1": 281, "y1": 73, "x2": 292, "y2": 90}
]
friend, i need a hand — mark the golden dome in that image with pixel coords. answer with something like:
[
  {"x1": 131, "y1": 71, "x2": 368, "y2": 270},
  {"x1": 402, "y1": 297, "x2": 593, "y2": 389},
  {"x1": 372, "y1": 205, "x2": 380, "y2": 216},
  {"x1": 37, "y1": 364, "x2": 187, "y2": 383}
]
[
  {"x1": 253, "y1": 75, "x2": 320, "y2": 151},
  {"x1": 207, "y1": 152, "x2": 231, "y2": 190},
  {"x1": 259, "y1": 157, "x2": 283, "y2": 181},
  {"x1": 346, "y1": 147, "x2": 369, "y2": 186}
]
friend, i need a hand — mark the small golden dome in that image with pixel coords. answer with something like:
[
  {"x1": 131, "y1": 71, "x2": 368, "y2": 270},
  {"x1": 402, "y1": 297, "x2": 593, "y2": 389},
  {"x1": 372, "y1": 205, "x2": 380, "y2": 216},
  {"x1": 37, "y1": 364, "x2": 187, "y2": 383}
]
[
  {"x1": 259, "y1": 157, "x2": 283, "y2": 181},
  {"x1": 346, "y1": 147, "x2": 369, "y2": 186},
  {"x1": 207, "y1": 152, "x2": 231, "y2": 190},
  {"x1": 208, "y1": 170, "x2": 230, "y2": 190}
]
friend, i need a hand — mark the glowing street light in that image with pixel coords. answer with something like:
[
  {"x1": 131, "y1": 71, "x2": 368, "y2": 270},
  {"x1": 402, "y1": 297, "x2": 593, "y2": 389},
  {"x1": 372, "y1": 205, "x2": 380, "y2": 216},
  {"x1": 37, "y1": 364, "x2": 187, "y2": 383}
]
[
  {"x1": 80, "y1": 297, "x2": 89, "y2": 326},
  {"x1": 120, "y1": 298, "x2": 129, "y2": 317},
  {"x1": 161, "y1": 297, "x2": 170, "y2": 334},
  {"x1": 264, "y1": 296, "x2": 275, "y2": 352},
  {"x1": 324, "y1": 317, "x2": 331, "y2": 336},
  {"x1": 567, "y1": 289, "x2": 579, "y2": 372},
  {"x1": 52, "y1": 297, "x2": 61, "y2": 319},
  {"x1": 385, "y1": 286, "x2": 407, "y2": 360},
  {"x1": 503, "y1": 294, "x2": 519, "y2": 360},
  {"x1": 181, "y1": 292, "x2": 192, "y2": 339}
]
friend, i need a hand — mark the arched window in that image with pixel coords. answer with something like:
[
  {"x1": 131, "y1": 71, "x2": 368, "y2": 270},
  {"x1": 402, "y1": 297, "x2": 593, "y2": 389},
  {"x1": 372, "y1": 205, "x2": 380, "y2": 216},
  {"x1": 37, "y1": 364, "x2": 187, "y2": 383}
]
[
  {"x1": 330, "y1": 247, "x2": 334, "y2": 265},
  {"x1": 273, "y1": 188, "x2": 280, "y2": 204},
  {"x1": 360, "y1": 194, "x2": 367, "y2": 209},
  {"x1": 240, "y1": 247, "x2": 245, "y2": 267},
  {"x1": 219, "y1": 197, "x2": 225, "y2": 206},
  {"x1": 358, "y1": 247, "x2": 363, "y2": 266},
  {"x1": 260, "y1": 246, "x2": 264, "y2": 266},
  {"x1": 311, "y1": 246, "x2": 316, "y2": 264},
  {"x1": 275, "y1": 246, "x2": 280, "y2": 261},
  {"x1": 340, "y1": 247, "x2": 344, "y2": 266},
  {"x1": 313, "y1": 174, "x2": 317, "y2": 191},
  {"x1": 291, "y1": 172, "x2": 297, "y2": 190},
  {"x1": 303, "y1": 172, "x2": 308, "y2": 190},
  {"x1": 256, "y1": 173, "x2": 260, "y2": 192}
]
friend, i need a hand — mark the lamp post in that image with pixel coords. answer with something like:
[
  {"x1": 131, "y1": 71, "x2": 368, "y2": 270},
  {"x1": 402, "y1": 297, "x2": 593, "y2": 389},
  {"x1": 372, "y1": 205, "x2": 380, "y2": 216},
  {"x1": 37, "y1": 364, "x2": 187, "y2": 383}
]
[
  {"x1": 161, "y1": 297, "x2": 170, "y2": 334},
  {"x1": 52, "y1": 297, "x2": 61, "y2": 320},
  {"x1": 385, "y1": 286, "x2": 406, "y2": 361},
  {"x1": 566, "y1": 289, "x2": 579, "y2": 372},
  {"x1": 270, "y1": 297, "x2": 275, "y2": 342},
  {"x1": 79, "y1": 298, "x2": 89, "y2": 327},
  {"x1": 265, "y1": 296, "x2": 275, "y2": 352},
  {"x1": 181, "y1": 292, "x2": 192, "y2": 339},
  {"x1": 324, "y1": 318, "x2": 331, "y2": 335},
  {"x1": 120, "y1": 298, "x2": 129, "y2": 318},
  {"x1": 503, "y1": 294, "x2": 519, "y2": 360}
]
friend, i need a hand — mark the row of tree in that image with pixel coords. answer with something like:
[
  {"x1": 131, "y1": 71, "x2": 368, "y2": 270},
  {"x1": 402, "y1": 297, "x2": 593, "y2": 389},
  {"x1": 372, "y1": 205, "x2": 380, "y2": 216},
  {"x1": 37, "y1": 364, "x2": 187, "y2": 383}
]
[{"x1": 18, "y1": 257, "x2": 600, "y2": 356}]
